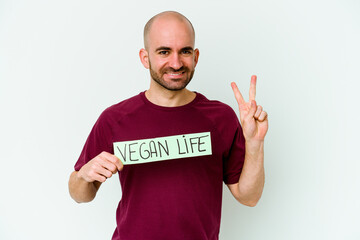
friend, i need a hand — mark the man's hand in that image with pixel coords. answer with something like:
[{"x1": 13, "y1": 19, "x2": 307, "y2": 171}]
[
  {"x1": 231, "y1": 75, "x2": 268, "y2": 142},
  {"x1": 228, "y1": 75, "x2": 267, "y2": 207},
  {"x1": 69, "y1": 152, "x2": 123, "y2": 203},
  {"x1": 78, "y1": 151, "x2": 124, "y2": 183}
]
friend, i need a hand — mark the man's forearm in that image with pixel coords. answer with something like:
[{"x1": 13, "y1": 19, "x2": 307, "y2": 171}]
[
  {"x1": 237, "y1": 140, "x2": 265, "y2": 206},
  {"x1": 68, "y1": 171, "x2": 101, "y2": 203}
]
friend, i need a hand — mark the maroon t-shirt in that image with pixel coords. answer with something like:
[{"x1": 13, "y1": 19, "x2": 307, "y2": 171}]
[{"x1": 75, "y1": 92, "x2": 245, "y2": 240}]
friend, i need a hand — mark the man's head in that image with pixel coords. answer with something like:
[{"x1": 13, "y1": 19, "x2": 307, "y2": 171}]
[{"x1": 139, "y1": 11, "x2": 199, "y2": 91}]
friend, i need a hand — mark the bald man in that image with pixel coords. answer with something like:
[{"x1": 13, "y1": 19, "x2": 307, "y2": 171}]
[{"x1": 69, "y1": 11, "x2": 268, "y2": 240}]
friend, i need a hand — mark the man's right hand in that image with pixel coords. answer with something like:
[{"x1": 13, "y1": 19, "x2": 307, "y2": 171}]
[{"x1": 78, "y1": 151, "x2": 123, "y2": 183}]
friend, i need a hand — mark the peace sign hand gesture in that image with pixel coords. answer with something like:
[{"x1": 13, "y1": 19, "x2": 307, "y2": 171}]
[{"x1": 231, "y1": 75, "x2": 268, "y2": 142}]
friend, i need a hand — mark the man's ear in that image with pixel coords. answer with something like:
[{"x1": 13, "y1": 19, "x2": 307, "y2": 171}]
[
  {"x1": 139, "y1": 48, "x2": 149, "y2": 69},
  {"x1": 194, "y1": 48, "x2": 200, "y2": 67}
]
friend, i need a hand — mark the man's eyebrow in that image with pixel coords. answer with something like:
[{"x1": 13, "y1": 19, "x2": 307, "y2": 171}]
[
  {"x1": 155, "y1": 46, "x2": 194, "y2": 52},
  {"x1": 155, "y1": 46, "x2": 172, "y2": 51},
  {"x1": 181, "y1": 46, "x2": 194, "y2": 51}
]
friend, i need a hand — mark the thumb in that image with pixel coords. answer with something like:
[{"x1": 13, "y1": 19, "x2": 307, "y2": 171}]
[
  {"x1": 117, "y1": 158, "x2": 124, "y2": 171},
  {"x1": 113, "y1": 155, "x2": 124, "y2": 171}
]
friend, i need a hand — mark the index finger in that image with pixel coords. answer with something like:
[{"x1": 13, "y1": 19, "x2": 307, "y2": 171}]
[
  {"x1": 231, "y1": 82, "x2": 246, "y2": 106},
  {"x1": 249, "y1": 75, "x2": 257, "y2": 101}
]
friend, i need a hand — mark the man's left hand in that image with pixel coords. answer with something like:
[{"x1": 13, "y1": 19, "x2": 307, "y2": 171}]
[{"x1": 231, "y1": 75, "x2": 268, "y2": 142}]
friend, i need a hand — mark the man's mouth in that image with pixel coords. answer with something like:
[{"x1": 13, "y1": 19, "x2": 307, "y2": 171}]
[
  {"x1": 168, "y1": 72, "x2": 184, "y2": 76},
  {"x1": 162, "y1": 67, "x2": 188, "y2": 79}
]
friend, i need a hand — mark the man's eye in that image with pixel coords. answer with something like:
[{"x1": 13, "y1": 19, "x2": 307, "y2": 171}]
[{"x1": 159, "y1": 51, "x2": 169, "y2": 55}]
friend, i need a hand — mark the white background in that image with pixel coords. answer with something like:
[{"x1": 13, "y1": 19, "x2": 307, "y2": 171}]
[{"x1": 1, "y1": 0, "x2": 359, "y2": 239}]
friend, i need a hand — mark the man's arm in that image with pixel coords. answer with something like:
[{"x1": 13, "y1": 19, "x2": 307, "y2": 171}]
[
  {"x1": 227, "y1": 141, "x2": 265, "y2": 207},
  {"x1": 68, "y1": 171, "x2": 102, "y2": 203},
  {"x1": 68, "y1": 151, "x2": 123, "y2": 203},
  {"x1": 228, "y1": 75, "x2": 268, "y2": 207}
]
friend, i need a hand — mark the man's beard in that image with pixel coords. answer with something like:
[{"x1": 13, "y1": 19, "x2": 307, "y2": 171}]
[{"x1": 149, "y1": 62, "x2": 195, "y2": 91}]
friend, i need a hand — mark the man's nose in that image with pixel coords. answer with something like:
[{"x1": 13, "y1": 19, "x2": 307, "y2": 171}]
[{"x1": 168, "y1": 53, "x2": 183, "y2": 70}]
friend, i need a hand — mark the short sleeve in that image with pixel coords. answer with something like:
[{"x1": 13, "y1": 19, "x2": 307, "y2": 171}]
[
  {"x1": 222, "y1": 117, "x2": 246, "y2": 184},
  {"x1": 74, "y1": 110, "x2": 114, "y2": 171}
]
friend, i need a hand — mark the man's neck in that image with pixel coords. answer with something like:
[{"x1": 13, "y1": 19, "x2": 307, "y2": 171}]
[{"x1": 145, "y1": 83, "x2": 196, "y2": 107}]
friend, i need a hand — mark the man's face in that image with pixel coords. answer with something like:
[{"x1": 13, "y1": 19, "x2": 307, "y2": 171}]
[{"x1": 144, "y1": 18, "x2": 199, "y2": 91}]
